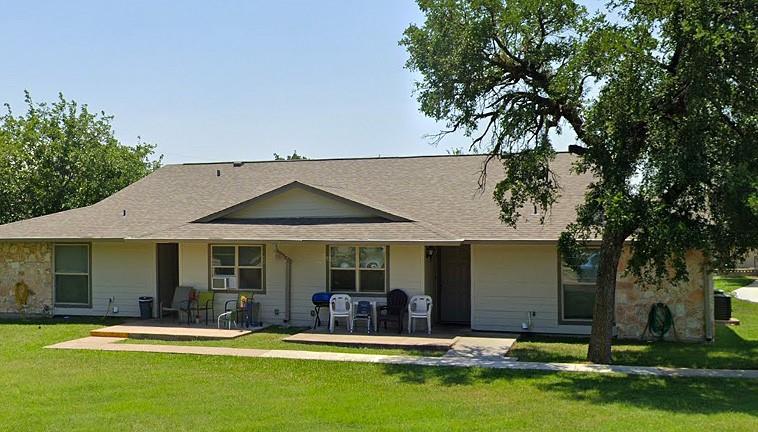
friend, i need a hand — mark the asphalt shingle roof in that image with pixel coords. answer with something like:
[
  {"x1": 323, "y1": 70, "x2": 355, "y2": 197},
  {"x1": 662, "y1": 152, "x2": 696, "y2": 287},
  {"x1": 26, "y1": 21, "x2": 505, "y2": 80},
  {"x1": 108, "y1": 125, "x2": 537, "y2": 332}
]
[{"x1": 0, "y1": 153, "x2": 593, "y2": 243}]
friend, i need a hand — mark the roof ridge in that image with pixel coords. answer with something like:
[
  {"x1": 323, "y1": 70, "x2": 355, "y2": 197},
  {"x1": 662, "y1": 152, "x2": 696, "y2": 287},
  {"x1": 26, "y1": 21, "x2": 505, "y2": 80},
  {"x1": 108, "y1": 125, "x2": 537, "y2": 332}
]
[
  {"x1": 176, "y1": 151, "x2": 577, "y2": 166},
  {"x1": 179, "y1": 153, "x2": 487, "y2": 166}
]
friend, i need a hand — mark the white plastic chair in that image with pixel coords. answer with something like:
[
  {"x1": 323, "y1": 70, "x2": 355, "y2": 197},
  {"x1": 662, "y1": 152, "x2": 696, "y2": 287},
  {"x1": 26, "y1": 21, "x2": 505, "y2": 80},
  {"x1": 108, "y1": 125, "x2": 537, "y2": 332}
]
[
  {"x1": 217, "y1": 310, "x2": 233, "y2": 329},
  {"x1": 329, "y1": 294, "x2": 352, "y2": 333},
  {"x1": 408, "y1": 295, "x2": 433, "y2": 334}
]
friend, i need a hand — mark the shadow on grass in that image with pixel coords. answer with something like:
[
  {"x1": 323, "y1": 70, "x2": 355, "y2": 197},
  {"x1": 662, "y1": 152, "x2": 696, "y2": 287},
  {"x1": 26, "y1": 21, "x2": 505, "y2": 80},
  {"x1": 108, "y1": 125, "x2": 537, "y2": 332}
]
[
  {"x1": 509, "y1": 326, "x2": 758, "y2": 369},
  {"x1": 614, "y1": 325, "x2": 758, "y2": 369},
  {"x1": 508, "y1": 334, "x2": 591, "y2": 363},
  {"x1": 533, "y1": 371, "x2": 758, "y2": 415},
  {"x1": 381, "y1": 363, "x2": 758, "y2": 415},
  {"x1": 381, "y1": 363, "x2": 487, "y2": 386}
]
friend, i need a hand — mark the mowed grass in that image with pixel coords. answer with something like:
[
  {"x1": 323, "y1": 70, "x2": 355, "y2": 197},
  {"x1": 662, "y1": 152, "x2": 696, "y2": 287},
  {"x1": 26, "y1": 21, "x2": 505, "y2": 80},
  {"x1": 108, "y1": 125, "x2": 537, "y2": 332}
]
[
  {"x1": 0, "y1": 319, "x2": 756, "y2": 431},
  {"x1": 120, "y1": 326, "x2": 445, "y2": 357},
  {"x1": 714, "y1": 275, "x2": 758, "y2": 293},
  {"x1": 509, "y1": 277, "x2": 758, "y2": 369}
]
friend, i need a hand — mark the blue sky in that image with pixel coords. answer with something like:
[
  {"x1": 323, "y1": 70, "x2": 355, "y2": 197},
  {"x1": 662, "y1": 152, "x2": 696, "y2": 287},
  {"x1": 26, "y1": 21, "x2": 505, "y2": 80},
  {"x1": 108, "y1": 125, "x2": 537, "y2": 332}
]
[{"x1": 1, "y1": 1, "x2": 576, "y2": 164}]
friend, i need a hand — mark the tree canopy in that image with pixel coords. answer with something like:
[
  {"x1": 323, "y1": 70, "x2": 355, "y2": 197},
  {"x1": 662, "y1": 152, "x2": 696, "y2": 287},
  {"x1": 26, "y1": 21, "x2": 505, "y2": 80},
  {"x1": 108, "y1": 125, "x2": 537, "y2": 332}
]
[
  {"x1": 403, "y1": 0, "x2": 757, "y2": 362},
  {"x1": 274, "y1": 151, "x2": 308, "y2": 161},
  {"x1": 0, "y1": 92, "x2": 162, "y2": 225}
]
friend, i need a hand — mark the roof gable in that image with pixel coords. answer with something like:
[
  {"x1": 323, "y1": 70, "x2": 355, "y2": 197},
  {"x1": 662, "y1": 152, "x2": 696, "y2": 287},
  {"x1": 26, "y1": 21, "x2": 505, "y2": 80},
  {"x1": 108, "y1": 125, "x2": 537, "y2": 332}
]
[{"x1": 195, "y1": 181, "x2": 411, "y2": 223}]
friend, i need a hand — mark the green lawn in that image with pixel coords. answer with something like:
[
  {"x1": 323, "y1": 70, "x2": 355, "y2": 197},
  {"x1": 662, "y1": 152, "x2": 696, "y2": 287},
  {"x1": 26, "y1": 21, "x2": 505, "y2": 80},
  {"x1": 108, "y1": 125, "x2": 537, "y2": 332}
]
[
  {"x1": 0, "y1": 318, "x2": 756, "y2": 431},
  {"x1": 509, "y1": 277, "x2": 758, "y2": 369},
  {"x1": 714, "y1": 275, "x2": 758, "y2": 293},
  {"x1": 121, "y1": 326, "x2": 445, "y2": 357}
]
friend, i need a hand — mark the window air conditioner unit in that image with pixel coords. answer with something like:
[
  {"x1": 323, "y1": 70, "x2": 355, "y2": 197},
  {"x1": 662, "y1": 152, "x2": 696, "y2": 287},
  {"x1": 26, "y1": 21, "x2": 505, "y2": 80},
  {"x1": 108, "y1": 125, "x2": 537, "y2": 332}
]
[{"x1": 212, "y1": 276, "x2": 237, "y2": 289}]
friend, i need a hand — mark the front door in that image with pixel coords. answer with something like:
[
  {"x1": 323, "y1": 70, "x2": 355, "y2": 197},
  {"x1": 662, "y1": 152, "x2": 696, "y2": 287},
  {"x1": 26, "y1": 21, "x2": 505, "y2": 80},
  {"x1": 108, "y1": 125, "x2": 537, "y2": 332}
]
[
  {"x1": 437, "y1": 245, "x2": 471, "y2": 324},
  {"x1": 156, "y1": 243, "x2": 179, "y2": 309}
]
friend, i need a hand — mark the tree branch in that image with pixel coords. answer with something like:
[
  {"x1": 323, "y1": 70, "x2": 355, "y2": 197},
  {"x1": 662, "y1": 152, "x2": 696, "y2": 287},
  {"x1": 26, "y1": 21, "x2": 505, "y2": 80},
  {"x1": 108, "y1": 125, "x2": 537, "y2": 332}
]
[
  {"x1": 471, "y1": 113, "x2": 499, "y2": 150},
  {"x1": 536, "y1": 7, "x2": 547, "y2": 51}
]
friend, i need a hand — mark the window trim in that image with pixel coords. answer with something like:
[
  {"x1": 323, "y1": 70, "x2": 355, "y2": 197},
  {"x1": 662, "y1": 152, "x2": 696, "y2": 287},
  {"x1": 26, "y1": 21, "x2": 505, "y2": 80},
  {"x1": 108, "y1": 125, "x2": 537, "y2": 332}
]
[
  {"x1": 53, "y1": 243, "x2": 92, "y2": 308},
  {"x1": 208, "y1": 244, "x2": 266, "y2": 293},
  {"x1": 557, "y1": 248, "x2": 597, "y2": 326},
  {"x1": 326, "y1": 245, "x2": 389, "y2": 294}
]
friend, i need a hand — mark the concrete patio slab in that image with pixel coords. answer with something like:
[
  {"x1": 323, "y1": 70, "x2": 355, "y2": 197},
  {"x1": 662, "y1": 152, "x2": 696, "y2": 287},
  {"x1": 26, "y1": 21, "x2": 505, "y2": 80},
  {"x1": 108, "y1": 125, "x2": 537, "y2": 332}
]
[
  {"x1": 90, "y1": 323, "x2": 254, "y2": 340},
  {"x1": 283, "y1": 332, "x2": 456, "y2": 350},
  {"x1": 284, "y1": 327, "x2": 519, "y2": 355},
  {"x1": 46, "y1": 336, "x2": 758, "y2": 379}
]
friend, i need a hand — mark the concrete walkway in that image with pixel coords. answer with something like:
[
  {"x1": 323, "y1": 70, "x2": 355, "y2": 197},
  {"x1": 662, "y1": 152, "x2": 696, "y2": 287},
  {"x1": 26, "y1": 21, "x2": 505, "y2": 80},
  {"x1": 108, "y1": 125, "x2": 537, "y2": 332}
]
[
  {"x1": 46, "y1": 336, "x2": 758, "y2": 379},
  {"x1": 733, "y1": 280, "x2": 758, "y2": 303},
  {"x1": 444, "y1": 336, "x2": 516, "y2": 359}
]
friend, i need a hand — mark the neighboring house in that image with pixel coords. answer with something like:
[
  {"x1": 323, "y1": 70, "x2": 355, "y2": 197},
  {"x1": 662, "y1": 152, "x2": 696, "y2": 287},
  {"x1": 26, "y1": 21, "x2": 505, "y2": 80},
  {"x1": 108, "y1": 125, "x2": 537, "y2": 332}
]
[
  {"x1": 0, "y1": 154, "x2": 714, "y2": 340},
  {"x1": 733, "y1": 251, "x2": 757, "y2": 273}
]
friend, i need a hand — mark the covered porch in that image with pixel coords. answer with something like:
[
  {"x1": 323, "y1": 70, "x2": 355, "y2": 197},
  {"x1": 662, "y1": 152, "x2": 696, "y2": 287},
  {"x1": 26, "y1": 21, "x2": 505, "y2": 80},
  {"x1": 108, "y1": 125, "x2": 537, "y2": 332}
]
[{"x1": 154, "y1": 241, "x2": 474, "y2": 331}]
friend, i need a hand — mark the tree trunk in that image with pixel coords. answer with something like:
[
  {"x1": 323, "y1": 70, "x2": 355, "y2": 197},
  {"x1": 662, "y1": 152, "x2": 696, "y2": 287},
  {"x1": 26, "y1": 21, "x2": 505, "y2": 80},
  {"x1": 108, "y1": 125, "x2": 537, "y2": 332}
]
[{"x1": 587, "y1": 230, "x2": 626, "y2": 364}]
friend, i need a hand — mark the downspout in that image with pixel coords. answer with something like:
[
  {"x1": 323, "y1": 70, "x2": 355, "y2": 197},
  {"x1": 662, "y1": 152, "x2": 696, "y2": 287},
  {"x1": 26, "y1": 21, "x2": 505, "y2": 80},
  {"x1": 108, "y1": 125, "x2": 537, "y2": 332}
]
[
  {"x1": 275, "y1": 245, "x2": 292, "y2": 325},
  {"x1": 703, "y1": 265, "x2": 715, "y2": 342}
]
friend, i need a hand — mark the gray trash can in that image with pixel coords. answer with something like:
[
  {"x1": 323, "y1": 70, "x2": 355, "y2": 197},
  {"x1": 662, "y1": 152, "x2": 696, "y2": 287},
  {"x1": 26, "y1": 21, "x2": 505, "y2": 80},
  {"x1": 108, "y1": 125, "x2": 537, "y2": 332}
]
[{"x1": 138, "y1": 296, "x2": 154, "y2": 319}]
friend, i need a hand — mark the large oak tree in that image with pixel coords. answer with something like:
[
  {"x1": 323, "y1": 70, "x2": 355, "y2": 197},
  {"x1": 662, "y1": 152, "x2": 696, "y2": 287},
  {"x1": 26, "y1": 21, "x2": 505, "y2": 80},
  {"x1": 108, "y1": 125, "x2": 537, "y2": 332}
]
[{"x1": 402, "y1": 0, "x2": 757, "y2": 363}]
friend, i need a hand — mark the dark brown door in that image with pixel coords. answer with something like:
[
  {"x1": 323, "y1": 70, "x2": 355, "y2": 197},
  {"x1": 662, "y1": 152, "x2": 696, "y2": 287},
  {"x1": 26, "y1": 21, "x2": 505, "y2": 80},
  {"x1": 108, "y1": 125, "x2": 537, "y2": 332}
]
[
  {"x1": 437, "y1": 245, "x2": 471, "y2": 324},
  {"x1": 157, "y1": 243, "x2": 179, "y2": 308}
]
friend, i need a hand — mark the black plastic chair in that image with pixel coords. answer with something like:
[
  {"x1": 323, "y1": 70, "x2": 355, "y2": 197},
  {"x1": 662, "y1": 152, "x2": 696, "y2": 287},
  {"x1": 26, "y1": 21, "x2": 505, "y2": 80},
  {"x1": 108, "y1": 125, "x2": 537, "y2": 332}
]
[{"x1": 377, "y1": 289, "x2": 408, "y2": 334}]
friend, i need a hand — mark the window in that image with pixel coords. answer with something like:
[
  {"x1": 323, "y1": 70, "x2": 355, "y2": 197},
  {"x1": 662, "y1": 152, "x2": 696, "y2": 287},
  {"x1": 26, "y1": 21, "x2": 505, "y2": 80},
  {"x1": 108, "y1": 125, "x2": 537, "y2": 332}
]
[
  {"x1": 210, "y1": 245, "x2": 264, "y2": 291},
  {"x1": 560, "y1": 249, "x2": 599, "y2": 322},
  {"x1": 54, "y1": 244, "x2": 91, "y2": 307},
  {"x1": 328, "y1": 246, "x2": 387, "y2": 293}
]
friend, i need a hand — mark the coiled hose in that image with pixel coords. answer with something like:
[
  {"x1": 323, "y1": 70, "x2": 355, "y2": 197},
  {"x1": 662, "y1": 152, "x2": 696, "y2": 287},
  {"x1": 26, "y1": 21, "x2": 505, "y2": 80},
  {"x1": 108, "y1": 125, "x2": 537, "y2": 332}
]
[{"x1": 641, "y1": 302, "x2": 678, "y2": 341}]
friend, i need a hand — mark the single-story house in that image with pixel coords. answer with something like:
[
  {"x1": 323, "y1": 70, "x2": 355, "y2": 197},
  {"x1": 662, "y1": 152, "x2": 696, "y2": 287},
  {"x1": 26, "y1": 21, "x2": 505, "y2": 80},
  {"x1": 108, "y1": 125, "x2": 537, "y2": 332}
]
[
  {"x1": 733, "y1": 251, "x2": 757, "y2": 274},
  {"x1": 0, "y1": 154, "x2": 714, "y2": 340}
]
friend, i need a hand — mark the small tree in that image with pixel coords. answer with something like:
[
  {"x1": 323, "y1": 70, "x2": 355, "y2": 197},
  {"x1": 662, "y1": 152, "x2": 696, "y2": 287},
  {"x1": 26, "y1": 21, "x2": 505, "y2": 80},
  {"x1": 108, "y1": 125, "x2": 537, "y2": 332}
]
[
  {"x1": 403, "y1": 0, "x2": 757, "y2": 363},
  {"x1": 0, "y1": 92, "x2": 162, "y2": 225}
]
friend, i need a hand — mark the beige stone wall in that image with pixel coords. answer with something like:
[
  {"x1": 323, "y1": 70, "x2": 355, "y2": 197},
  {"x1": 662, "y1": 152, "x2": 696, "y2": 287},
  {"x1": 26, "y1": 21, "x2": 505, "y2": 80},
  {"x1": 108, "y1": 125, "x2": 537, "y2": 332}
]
[
  {"x1": 615, "y1": 250, "x2": 708, "y2": 341},
  {"x1": 0, "y1": 242, "x2": 53, "y2": 315}
]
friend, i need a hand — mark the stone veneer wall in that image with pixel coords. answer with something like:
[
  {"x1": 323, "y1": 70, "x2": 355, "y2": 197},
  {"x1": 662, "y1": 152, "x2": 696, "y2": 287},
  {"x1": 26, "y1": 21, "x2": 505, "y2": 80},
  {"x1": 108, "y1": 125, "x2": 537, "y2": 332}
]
[
  {"x1": 0, "y1": 242, "x2": 53, "y2": 315},
  {"x1": 615, "y1": 250, "x2": 708, "y2": 341}
]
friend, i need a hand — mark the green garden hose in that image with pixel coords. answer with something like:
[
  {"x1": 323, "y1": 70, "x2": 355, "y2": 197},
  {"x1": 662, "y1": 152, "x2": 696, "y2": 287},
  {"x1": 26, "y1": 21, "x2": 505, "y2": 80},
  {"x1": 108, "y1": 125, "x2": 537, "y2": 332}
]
[{"x1": 641, "y1": 303, "x2": 679, "y2": 341}]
